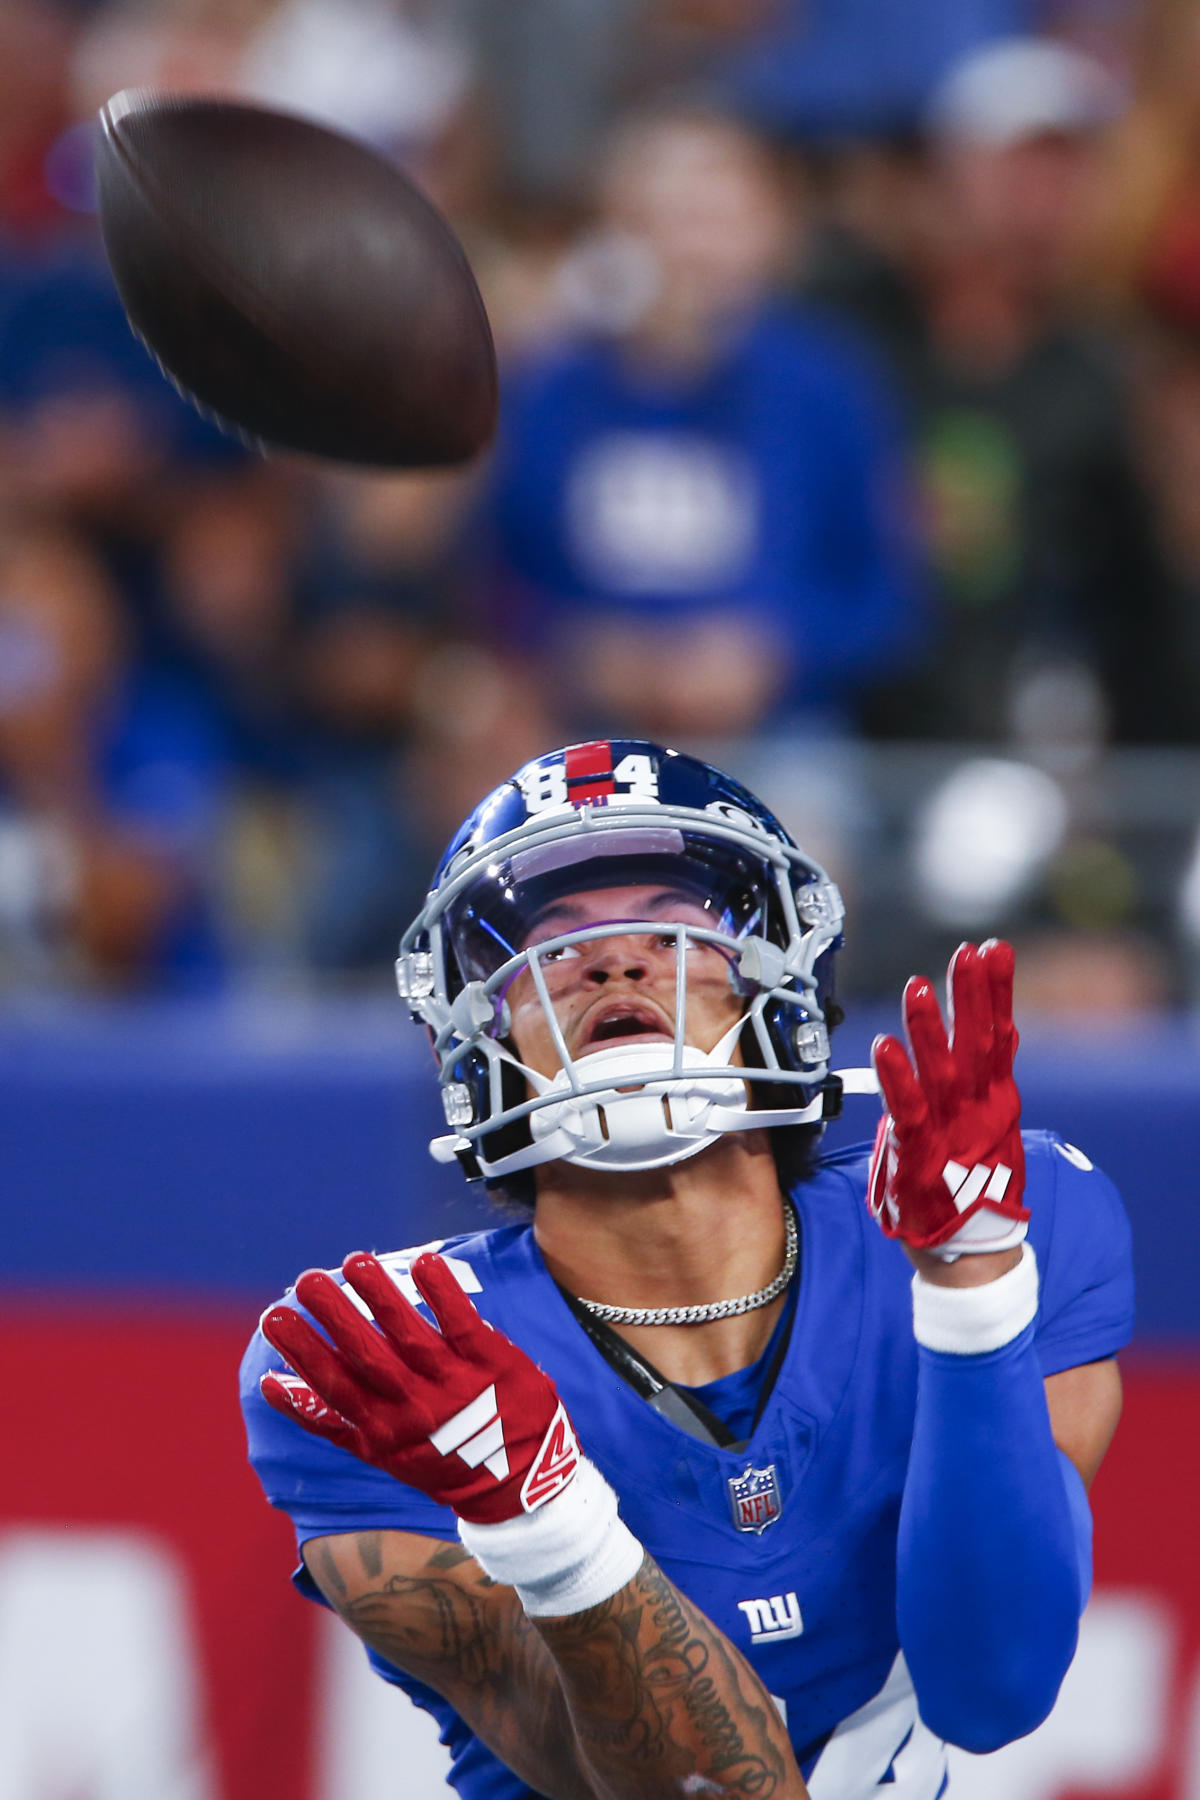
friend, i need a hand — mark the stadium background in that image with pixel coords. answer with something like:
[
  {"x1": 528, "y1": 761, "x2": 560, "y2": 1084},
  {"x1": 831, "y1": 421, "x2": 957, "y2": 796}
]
[{"x1": 1, "y1": 1, "x2": 1199, "y2": 1795}]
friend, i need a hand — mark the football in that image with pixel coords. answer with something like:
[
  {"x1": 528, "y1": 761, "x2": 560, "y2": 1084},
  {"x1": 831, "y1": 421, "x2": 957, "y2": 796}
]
[{"x1": 95, "y1": 90, "x2": 498, "y2": 467}]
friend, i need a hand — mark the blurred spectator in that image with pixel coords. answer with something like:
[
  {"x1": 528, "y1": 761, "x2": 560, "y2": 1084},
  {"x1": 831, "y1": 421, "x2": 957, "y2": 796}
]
[
  {"x1": 1012, "y1": 926, "x2": 1171, "y2": 1017},
  {"x1": 265, "y1": 470, "x2": 466, "y2": 975},
  {"x1": 156, "y1": 466, "x2": 305, "y2": 775},
  {"x1": 912, "y1": 754, "x2": 1070, "y2": 929},
  {"x1": 715, "y1": 0, "x2": 1043, "y2": 142},
  {"x1": 402, "y1": 642, "x2": 559, "y2": 868},
  {"x1": 459, "y1": 0, "x2": 643, "y2": 207},
  {"x1": 0, "y1": 240, "x2": 245, "y2": 600},
  {"x1": 1129, "y1": 325, "x2": 1200, "y2": 730},
  {"x1": 0, "y1": 518, "x2": 227, "y2": 989},
  {"x1": 1088, "y1": 0, "x2": 1200, "y2": 330},
  {"x1": 239, "y1": 0, "x2": 472, "y2": 158},
  {"x1": 71, "y1": 0, "x2": 280, "y2": 113},
  {"x1": 0, "y1": 0, "x2": 81, "y2": 242},
  {"x1": 475, "y1": 104, "x2": 924, "y2": 750},
  {"x1": 292, "y1": 637, "x2": 558, "y2": 979},
  {"x1": 806, "y1": 37, "x2": 1177, "y2": 746},
  {"x1": 1081, "y1": 0, "x2": 1200, "y2": 739}
]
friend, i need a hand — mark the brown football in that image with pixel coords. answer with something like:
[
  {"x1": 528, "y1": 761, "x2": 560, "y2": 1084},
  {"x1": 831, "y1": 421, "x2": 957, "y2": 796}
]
[{"x1": 95, "y1": 90, "x2": 498, "y2": 467}]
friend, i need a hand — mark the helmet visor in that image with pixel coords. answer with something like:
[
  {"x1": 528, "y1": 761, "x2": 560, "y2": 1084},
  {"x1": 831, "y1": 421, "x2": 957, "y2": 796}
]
[{"x1": 443, "y1": 826, "x2": 776, "y2": 992}]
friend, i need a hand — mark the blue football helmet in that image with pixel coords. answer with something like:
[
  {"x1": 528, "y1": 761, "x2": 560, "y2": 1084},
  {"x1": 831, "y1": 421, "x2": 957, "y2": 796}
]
[{"x1": 397, "y1": 739, "x2": 855, "y2": 1181}]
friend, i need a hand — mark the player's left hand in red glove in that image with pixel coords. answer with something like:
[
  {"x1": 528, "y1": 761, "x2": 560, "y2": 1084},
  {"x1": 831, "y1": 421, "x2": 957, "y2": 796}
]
[
  {"x1": 259, "y1": 1252, "x2": 644, "y2": 1616},
  {"x1": 867, "y1": 939, "x2": 1029, "y2": 1259}
]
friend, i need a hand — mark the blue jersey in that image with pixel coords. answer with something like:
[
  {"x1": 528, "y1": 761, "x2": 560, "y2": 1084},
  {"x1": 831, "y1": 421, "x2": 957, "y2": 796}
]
[
  {"x1": 481, "y1": 307, "x2": 924, "y2": 713},
  {"x1": 241, "y1": 1133, "x2": 1133, "y2": 1799}
]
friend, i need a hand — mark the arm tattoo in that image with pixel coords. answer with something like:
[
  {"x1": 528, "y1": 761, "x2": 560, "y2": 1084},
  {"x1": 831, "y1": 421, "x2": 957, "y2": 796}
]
[
  {"x1": 315, "y1": 1537, "x2": 798, "y2": 1800},
  {"x1": 311, "y1": 1538, "x2": 347, "y2": 1603},
  {"x1": 327, "y1": 1534, "x2": 593, "y2": 1800},
  {"x1": 536, "y1": 1556, "x2": 792, "y2": 1797},
  {"x1": 427, "y1": 1540, "x2": 493, "y2": 1580}
]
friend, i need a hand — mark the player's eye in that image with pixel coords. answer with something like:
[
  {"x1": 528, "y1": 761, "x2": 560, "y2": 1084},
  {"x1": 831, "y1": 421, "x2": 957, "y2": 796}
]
[
  {"x1": 654, "y1": 931, "x2": 707, "y2": 954},
  {"x1": 539, "y1": 942, "x2": 581, "y2": 965}
]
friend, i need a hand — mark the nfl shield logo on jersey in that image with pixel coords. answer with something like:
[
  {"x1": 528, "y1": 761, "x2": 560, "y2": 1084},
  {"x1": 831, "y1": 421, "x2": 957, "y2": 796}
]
[{"x1": 728, "y1": 1462, "x2": 783, "y2": 1534}]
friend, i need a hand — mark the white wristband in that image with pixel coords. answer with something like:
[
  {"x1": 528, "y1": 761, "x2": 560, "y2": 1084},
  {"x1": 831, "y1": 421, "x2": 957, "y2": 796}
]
[
  {"x1": 457, "y1": 1457, "x2": 644, "y2": 1617},
  {"x1": 911, "y1": 1243, "x2": 1039, "y2": 1355}
]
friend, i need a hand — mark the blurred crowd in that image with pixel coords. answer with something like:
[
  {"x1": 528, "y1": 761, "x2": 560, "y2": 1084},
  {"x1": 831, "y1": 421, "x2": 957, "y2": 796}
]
[{"x1": 4, "y1": 0, "x2": 1200, "y2": 1013}]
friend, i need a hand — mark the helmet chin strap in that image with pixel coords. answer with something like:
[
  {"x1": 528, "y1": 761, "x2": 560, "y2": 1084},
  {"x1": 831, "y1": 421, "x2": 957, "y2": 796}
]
[
  {"x1": 526, "y1": 1023, "x2": 750, "y2": 1173},
  {"x1": 516, "y1": 1016, "x2": 879, "y2": 1175},
  {"x1": 429, "y1": 1015, "x2": 881, "y2": 1178}
]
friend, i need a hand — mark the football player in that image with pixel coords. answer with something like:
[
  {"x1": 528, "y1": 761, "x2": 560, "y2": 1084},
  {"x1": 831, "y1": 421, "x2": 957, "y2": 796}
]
[{"x1": 242, "y1": 738, "x2": 1132, "y2": 1800}]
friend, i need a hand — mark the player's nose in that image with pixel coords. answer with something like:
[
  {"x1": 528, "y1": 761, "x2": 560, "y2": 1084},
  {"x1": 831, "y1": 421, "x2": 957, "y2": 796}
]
[{"x1": 582, "y1": 932, "x2": 650, "y2": 984}]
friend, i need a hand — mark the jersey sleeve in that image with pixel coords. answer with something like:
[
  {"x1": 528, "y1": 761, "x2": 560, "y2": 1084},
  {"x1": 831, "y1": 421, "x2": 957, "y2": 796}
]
[
  {"x1": 239, "y1": 1313, "x2": 459, "y2": 1556},
  {"x1": 1028, "y1": 1134, "x2": 1135, "y2": 1376}
]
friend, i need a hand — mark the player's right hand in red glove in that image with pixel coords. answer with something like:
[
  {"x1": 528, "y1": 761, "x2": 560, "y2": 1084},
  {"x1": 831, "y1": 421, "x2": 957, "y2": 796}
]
[
  {"x1": 259, "y1": 1250, "x2": 578, "y2": 1523},
  {"x1": 867, "y1": 939, "x2": 1030, "y2": 1259},
  {"x1": 260, "y1": 1251, "x2": 645, "y2": 1618}
]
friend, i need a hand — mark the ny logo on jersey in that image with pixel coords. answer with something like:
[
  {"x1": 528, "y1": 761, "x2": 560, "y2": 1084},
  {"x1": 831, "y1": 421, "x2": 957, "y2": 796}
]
[
  {"x1": 728, "y1": 1462, "x2": 783, "y2": 1534},
  {"x1": 737, "y1": 1592, "x2": 804, "y2": 1645}
]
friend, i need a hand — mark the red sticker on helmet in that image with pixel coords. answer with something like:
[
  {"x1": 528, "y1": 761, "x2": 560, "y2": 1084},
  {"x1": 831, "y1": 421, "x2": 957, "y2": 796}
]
[{"x1": 564, "y1": 740, "x2": 616, "y2": 803}]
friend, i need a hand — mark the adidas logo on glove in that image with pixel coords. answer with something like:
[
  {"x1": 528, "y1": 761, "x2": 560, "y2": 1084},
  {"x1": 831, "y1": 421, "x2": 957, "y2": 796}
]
[{"x1": 430, "y1": 1389, "x2": 579, "y2": 1511}]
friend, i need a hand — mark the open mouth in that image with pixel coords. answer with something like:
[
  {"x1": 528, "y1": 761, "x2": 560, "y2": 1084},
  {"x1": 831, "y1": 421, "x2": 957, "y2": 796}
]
[{"x1": 579, "y1": 1003, "x2": 672, "y2": 1050}]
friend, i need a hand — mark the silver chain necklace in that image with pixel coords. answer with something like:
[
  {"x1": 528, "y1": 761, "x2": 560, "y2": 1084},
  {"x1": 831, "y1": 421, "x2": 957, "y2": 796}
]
[{"x1": 575, "y1": 1203, "x2": 798, "y2": 1327}]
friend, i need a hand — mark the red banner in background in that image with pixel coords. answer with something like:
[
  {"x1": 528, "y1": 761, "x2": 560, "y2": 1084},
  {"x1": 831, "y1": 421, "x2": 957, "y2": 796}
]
[
  {"x1": 1069, "y1": 1359, "x2": 1200, "y2": 1800},
  {"x1": 1, "y1": 1308, "x2": 1195, "y2": 1800},
  {"x1": 0, "y1": 1304, "x2": 313, "y2": 1800}
]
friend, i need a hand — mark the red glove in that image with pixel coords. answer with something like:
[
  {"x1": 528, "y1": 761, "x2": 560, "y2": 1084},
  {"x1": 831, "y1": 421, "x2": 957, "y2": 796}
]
[
  {"x1": 260, "y1": 1250, "x2": 580, "y2": 1523},
  {"x1": 867, "y1": 939, "x2": 1029, "y2": 1256}
]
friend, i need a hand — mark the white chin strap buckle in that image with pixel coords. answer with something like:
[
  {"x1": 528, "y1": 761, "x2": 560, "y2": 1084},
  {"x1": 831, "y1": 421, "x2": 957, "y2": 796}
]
[{"x1": 528, "y1": 1043, "x2": 747, "y2": 1173}]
